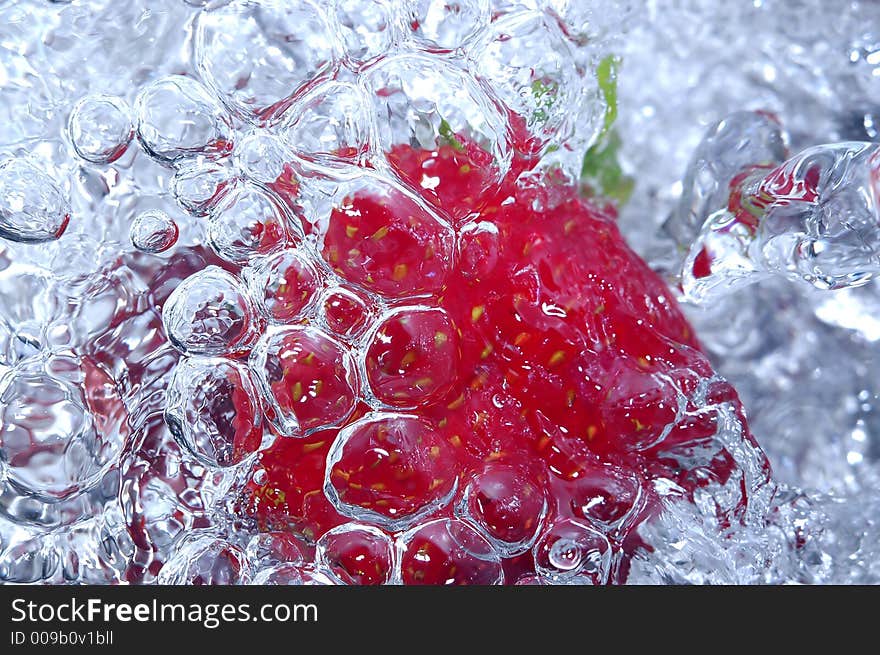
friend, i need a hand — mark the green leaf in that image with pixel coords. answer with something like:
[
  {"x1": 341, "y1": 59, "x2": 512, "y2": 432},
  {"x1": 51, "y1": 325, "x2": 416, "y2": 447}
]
[
  {"x1": 580, "y1": 55, "x2": 633, "y2": 206},
  {"x1": 580, "y1": 129, "x2": 634, "y2": 205},
  {"x1": 595, "y1": 55, "x2": 619, "y2": 138},
  {"x1": 438, "y1": 118, "x2": 465, "y2": 152},
  {"x1": 530, "y1": 78, "x2": 559, "y2": 126}
]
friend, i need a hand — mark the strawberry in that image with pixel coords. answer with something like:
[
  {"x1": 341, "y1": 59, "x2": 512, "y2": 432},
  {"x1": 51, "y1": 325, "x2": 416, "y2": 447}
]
[
  {"x1": 98, "y1": 2, "x2": 776, "y2": 586},
  {"x1": 321, "y1": 175, "x2": 454, "y2": 298},
  {"x1": 230, "y1": 139, "x2": 768, "y2": 585}
]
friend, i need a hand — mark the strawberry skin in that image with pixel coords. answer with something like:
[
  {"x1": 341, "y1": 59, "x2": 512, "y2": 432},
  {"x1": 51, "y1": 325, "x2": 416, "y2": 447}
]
[{"x1": 233, "y1": 142, "x2": 768, "y2": 584}]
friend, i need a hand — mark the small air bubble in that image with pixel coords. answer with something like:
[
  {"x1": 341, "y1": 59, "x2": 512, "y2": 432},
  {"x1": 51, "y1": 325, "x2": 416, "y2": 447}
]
[
  {"x1": 68, "y1": 94, "x2": 133, "y2": 164},
  {"x1": 130, "y1": 210, "x2": 178, "y2": 253}
]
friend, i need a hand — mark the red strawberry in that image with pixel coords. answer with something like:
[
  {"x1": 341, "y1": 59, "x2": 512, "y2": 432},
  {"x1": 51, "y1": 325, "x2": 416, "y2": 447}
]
[
  {"x1": 321, "y1": 175, "x2": 454, "y2": 298},
  {"x1": 232, "y1": 137, "x2": 769, "y2": 585},
  {"x1": 315, "y1": 524, "x2": 394, "y2": 585}
]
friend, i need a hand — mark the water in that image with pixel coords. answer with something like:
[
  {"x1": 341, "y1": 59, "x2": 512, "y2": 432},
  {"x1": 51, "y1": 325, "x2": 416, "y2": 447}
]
[
  {"x1": 619, "y1": 0, "x2": 880, "y2": 584},
  {"x1": 0, "y1": 0, "x2": 878, "y2": 585}
]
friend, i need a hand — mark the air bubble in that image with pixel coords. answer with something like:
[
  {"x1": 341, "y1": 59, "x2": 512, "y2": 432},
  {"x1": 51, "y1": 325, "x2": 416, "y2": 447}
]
[
  {"x1": 207, "y1": 185, "x2": 294, "y2": 265},
  {"x1": 243, "y1": 248, "x2": 323, "y2": 324},
  {"x1": 397, "y1": 518, "x2": 503, "y2": 585},
  {"x1": 281, "y1": 82, "x2": 371, "y2": 167},
  {"x1": 195, "y1": 0, "x2": 337, "y2": 122},
  {"x1": 320, "y1": 173, "x2": 454, "y2": 298},
  {"x1": 475, "y1": 11, "x2": 590, "y2": 153},
  {"x1": 68, "y1": 94, "x2": 133, "y2": 164},
  {"x1": 130, "y1": 209, "x2": 178, "y2": 254},
  {"x1": 366, "y1": 54, "x2": 511, "y2": 219},
  {"x1": 405, "y1": 0, "x2": 489, "y2": 51},
  {"x1": 0, "y1": 357, "x2": 125, "y2": 502},
  {"x1": 457, "y1": 464, "x2": 547, "y2": 556},
  {"x1": 135, "y1": 75, "x2": 232, "y2": 164},
  {"x1": 533, "y1": 518, "x2": 612, "y2": 584},
  {"x1": 367, "y1": 54, "x2": 509, "y2": 164},
  {"x1": 233, "y1": 132, "x2": 295, "y2": 185},
  {"x1": 170, "y1": 161, "x2": 233, "y2": 217},
  {"x1": 561, "y1": 464, "x2": 644, "y2": 532},
  {"x1": 364, "y1": 306, "x2": 459, "y2": 407},
  {"x1": 315, "y1": 523, "x2": 394, "y2": 585},
  {"x1": 156, "y1": 534, "x2": 251, "y2": 585},
  {"x1": 245, "y1": 531, "x2": 305, "y2": 566},
  {"x1": 324, "y1": 413, "x2": 457, "y2": 531},
  {"x1": 165, "y1": 357, "x2": 269, "y2": 468},
  {"x1": 331, "y1": 0, "x2": 394, "y2": 64},
  {"x1": 161, "y1": 266, "x2": 261, "y2": 356},
  {"x1": 0, "y1": 159, "x2": 70, "y2": 244},
  {"x1": 250, "y1": 325, "x2": 358, "y2": 436}
]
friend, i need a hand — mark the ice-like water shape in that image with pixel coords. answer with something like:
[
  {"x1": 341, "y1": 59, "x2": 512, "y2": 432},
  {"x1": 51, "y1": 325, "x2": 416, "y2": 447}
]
[{"x1": 680, "y1": 139, "x2": 880, "y2": 300}]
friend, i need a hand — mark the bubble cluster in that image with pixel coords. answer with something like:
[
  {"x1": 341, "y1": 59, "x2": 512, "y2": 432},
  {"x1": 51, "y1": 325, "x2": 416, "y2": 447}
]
[
  {"x1": 606, "y1": 2, "x2": 880, "y2": 585},
  {"x1": 3, "y1": 0, "x2": 740, "y2": 587}
]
